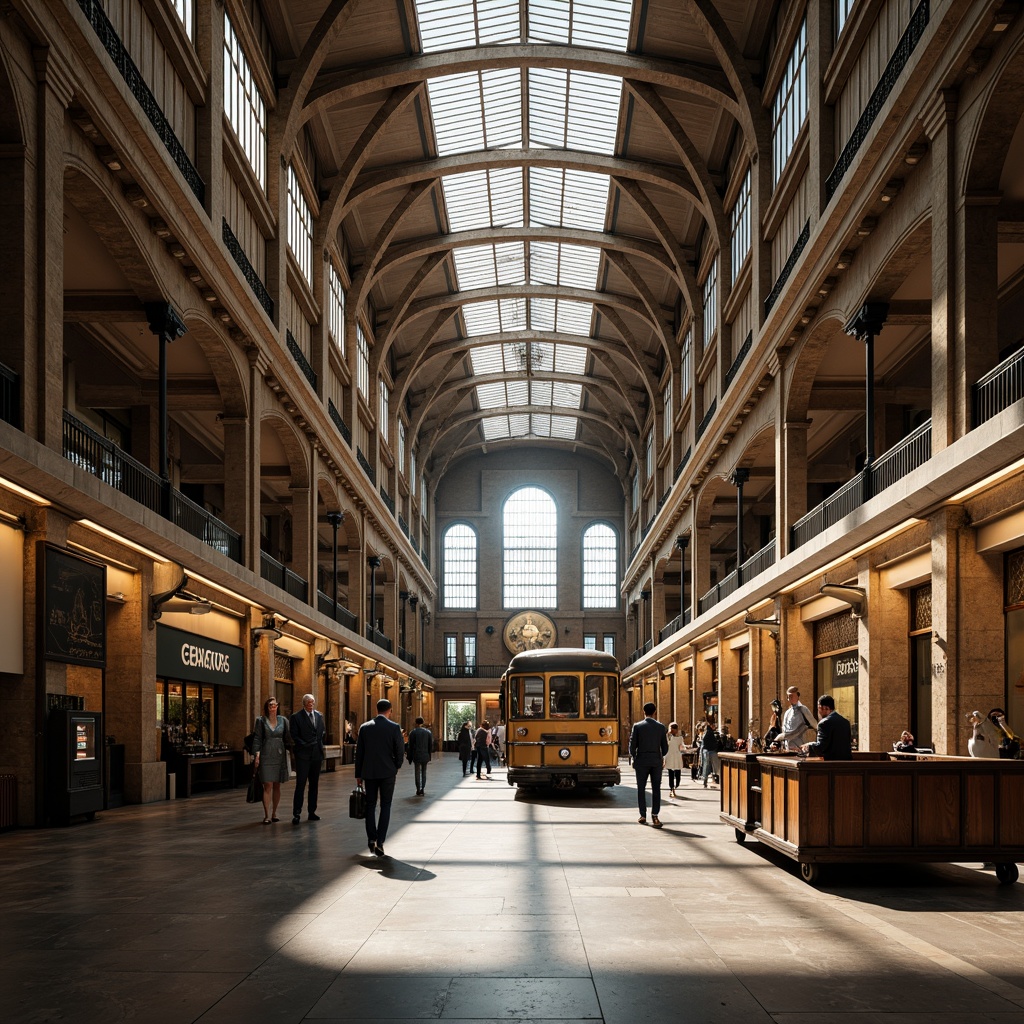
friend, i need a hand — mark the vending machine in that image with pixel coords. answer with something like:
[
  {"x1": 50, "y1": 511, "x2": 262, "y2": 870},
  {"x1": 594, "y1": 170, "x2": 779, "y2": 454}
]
[{"x1": 47, "y1": 710, "x2": 104, "y2": 824}]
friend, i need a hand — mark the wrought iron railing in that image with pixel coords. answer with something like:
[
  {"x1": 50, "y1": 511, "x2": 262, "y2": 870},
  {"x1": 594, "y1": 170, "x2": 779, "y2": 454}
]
[
  {"x1": 399, "y1": 514, "x2": 410, "y2": 537},
  {"x1": 260, "y1": 551, "x2": 308, "y2": 603},
  {"x1": 427, "y1": 664, "x2": 506, "y2": 678},
  {"x1": 625, "y1": 638, "x2": 653, "y2": 667},
  {"x1": 695, "y1": 539, "x2": 777, "y2": 616},
  {"x1": 740, "y1": 538, "x2": 777, "y2": 582},
  {"x1": 285, "y1": 329, "x2": 317, "y2": 390},
  {"x1": 316, "y1": 590, "x2": 358, "y2": 632},
  {"x1": 765, "y1": 220, "x2": 810, "y2": 315},
  {"x1": 0, "y1": 361, "x2": 19, "y2": 427},
  {"x1": 724, "y1": 331, "x2": 753, "y2": 391},
  {"x1": 696, "y1": 398, "x2": 717, "y2": 440},
  {"x1": 411, "y1": 534, "x2": 420, "y2": 554},
  {"x1": 76, "y1": 0, "x2": 205, "y2": 204},
  {"x1": 328, "y1": 399, "x2": 352, "y2": 445},
  {"x1": 63, "y1": 411, "x2": 241, "y2": 562},
  {"x1": 380, "y1": 487, "x2": 395, "y2": 515},
  {"x1": 365, "y1": 624, "x2": 392, "y2": 652},
  {"x1": 974, "y1": 347, "x2": 1024, "y2": 426},
  {"x1": 357, "y1": 447, "x2": 376, "y2": 484},
  {"x1": 870, "y1": 418, "x2": 931, "y2": 494},
  {"x1": 398, "y1": 646, "x2": 416, "y2": 667},
  {"x1": 826, "y1": 0, "x2": 930, "y2": 200},
  {"x1": 790, "y1": 421, "x2": 932, "y2": 550},
  {"x1": 674, "y1": 446, "x2": 691, "y2": 481},
  {"x1": 698, "y1": 571, "x2": 741, "y2": 616},
  {"x1": 658, "y1": 609, "x2": 691, "y2": 644},
  {"x1": 222, "y1": 219, "x2": 274, "y2": 318}
]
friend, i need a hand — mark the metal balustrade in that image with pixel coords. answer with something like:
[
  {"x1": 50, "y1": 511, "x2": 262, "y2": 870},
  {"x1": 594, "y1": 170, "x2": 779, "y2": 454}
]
[
  {"x1": 170, "y1": 489, "x2": 241, "y2": 562},
  {"x1": 380, "y1": 488, "x2": 395, "y2": 515},
  {"x1": 328, "y1": 399, "x2": 352, "y2": 445},
  {"x1": 356, "y1": 447, "x2": 376, "y2": 484},
  {"x1": 696, "y1": 399, "x2": 717, "y2": 440},
  {"x1": 259, "y1": 551, "x2": 307, "y2": 602},
  {"x1": 724, "y1": 331, "x2": 753, "y2": 391},
  {"x1": 365, "y1": 625, "x2": 392, "y2": 652},
  {"x1": 869, "y1": 419, "x2": 931, "y2": 494},
  {"x1": 764, "y1": 220, "x2": 810, "y2": 315},
  {"x1": 223, "y1": 220, "x2": 274, "y2": 318},
  {"x1": 398, "y1": 646, "x2": 417, "y2": 668},
  {"x1": 316, "y1": 591, "x2": 358, "y2": 632},
  {"x1": 427, "y1": 664, "x2": 507, "y2": 679},
  {"x1": 285, "y1": 330, "x2": 317, "y2": 390},
  {"x1": 975, "y1": 347, "x2": 1024, "y2": 426},
  {"x1": 76, "y1": 0, "x2": 205, "y2": 204}
]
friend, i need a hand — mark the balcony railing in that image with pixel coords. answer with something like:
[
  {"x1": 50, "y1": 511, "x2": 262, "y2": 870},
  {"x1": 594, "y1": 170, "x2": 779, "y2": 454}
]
[
  {"x1": 0, "y1": 361, "x2": 19, "y2": 427},
  {"x1": 427, "y1": 663, "x2": 507, "y2": 678},
  {"x1": 327, "y1": 399, "x2": 352, "y2": 445},
  {"x1": 76, "y1": 0, "x2": 205, "y2": 204},
  {"x1": 63, "y1": 411, "x2": 241, "y2": 562},
  {"x1": 674, "y1": 446, "x2": 691, "y2": 482},
  {"x1": 658, "y1": 608, "x2": 691, "y2": 644},
  {"x1": 974, "y1": 347, "x2": 1024, "y2": 426},
  {"x1": 765, "y1": 219, "x2": 810, "y2": 316},
  {"x1": 260, "y1": 551, "x2": 308, "y2": 603},
  {"x1": 316, "y1": 590, "x2": 358, "y2": 632},
  {"x1": 357, "y1": 447, "x2": 376, "y2": 484},
  {"x1": 696, "y1": 398, "x2": 717, "y2": 440},
  {"x1": 285, "y1": 329, "x2": 317, "y2": 391},
  {"x1": 223, "y1": 219, "x2": 274, "y2": 318},
  {"x1": 724, "y1": 331, "x2": 753, "y2": 391},
  {"x1": 790, "y1": 421, "x2": 932, "y2": 550},
  {"x1": 399, "y1": 514, "x2": 410, "y2": 537},
  {"x1": 698, "y1": 571, "x2": 741, "y2": 616},
  {"x1": 825, "y1": 0, "x2": 930, "y2": 200},
  {"x1": 365, "y1": 625, "x2": 392, "y2": 652},
  {"x1": 740, "y1": 538, "x2": 777, "y2": 582},
  {"x1": 398, "y1": 646, "x2": 417, "y2": 668},
  {"x1": 625, "y1": 639, "x2": 653, "y2": 666},
  {"x1": 697, "y1": 539, "x2": 777, "y2": 616},
  {"x1": 380, "y1": 487, "x2": 395, "y2": 515}
]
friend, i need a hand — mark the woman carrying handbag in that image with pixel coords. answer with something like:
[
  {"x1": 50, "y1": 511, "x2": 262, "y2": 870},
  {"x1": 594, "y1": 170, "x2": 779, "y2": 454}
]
[{"x1": 251, "y1": 697, "x2": 292, "y2": 823}]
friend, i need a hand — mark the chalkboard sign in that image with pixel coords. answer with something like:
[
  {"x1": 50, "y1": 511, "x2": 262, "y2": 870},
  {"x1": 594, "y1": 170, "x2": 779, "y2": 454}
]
[{"x1": 40, "y1": 544, "x2": 106, "y2": 667}]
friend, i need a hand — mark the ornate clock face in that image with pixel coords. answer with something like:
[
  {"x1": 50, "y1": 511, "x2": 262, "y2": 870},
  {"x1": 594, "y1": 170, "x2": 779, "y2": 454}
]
[{"x1": 503, "y1": 611, "x2": 557, "y2": 654}]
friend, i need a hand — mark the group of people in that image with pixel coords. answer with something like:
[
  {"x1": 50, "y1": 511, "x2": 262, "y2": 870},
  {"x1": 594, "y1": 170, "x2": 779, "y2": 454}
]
[
  {"x1": 456, "y1": 720, "x2": 504, "y2": 778},
  {"x1": 629, "y1": 689, "x2": 855, "y2": 825}
]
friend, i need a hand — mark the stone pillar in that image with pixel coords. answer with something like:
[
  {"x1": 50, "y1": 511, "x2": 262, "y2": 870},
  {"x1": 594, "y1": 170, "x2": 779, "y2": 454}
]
[
  {"x1": 860, "y1": 555, "x2": 908, "y2": 754},
  {"x1": 288, "y1": 484, "x2": 313, "y2": 593},
  {"x1": 33, "y1": 47, "x2": 74, "y2": 451},
  {"x1": 776, "y1": 418, "x2": 809, "y2": 557},
  {"x1": 806, "y1": 0, "x2": 835, "y2": 218},
  {"x1": 929, "y1": 506, "x2": 1003, "y2": 754},
  {"x1": 194, "y1": 0, "x2": 224, "y2": 220}
]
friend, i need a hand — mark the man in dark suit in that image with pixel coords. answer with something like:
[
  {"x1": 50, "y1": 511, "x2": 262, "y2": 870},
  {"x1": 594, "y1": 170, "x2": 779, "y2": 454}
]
[
  {"x1": 355, "y1": 698, "x2": 405, "y2": 856},
  {"x1": 800, "y1": 694, "x2": 853, "y2": 760},
  {"x1": 406, "y1": 716, "x2": 433, "y2": 795},
  {"x1": 290, "y1": 693, "x2": 326, "y2": 824},
  {"x1": 629, "y1": 702, "x2": 669, "y2": 828}
]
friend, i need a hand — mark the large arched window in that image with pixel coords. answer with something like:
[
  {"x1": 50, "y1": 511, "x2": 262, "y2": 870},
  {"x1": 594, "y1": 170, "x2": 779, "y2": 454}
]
[
  {"x1": 582, "y1": 524, "x2": 617, "y2": 608},
  {"x1": 442, "y1": 524, "x2": 477, "y2": 608},
  {"x1": 503, "y1": 487, "x2": 557, "y2": 608}
]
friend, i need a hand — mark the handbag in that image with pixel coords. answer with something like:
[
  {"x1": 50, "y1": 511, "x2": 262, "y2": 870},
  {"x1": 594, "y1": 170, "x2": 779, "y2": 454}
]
[
  {"x1": 349, "y1": 784, "x2": 367, "y2": 819},
  {"x1": 245, "y1": 765, "x2": 260, "y2": 804}
]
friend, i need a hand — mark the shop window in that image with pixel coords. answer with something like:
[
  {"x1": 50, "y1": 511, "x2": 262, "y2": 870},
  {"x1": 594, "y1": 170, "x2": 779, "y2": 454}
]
[
  {"x1": 814, "y1": 611, "x2": 859, "y2": 746},
  {"x1": 910, "y1": 584, "x2": 932, "y2": 749}
]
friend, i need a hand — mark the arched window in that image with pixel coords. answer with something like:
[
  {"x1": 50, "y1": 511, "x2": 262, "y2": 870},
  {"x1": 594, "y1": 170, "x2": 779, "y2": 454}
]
[
  {"x1": 443, "y1": 524, "x2": 477, "y2": 608},
  {"x1": 504, "y1": 487, "x2": 557, "y2": 608},
  {"x1": 583, "y1": 524, "x2": 617, "y2": 608}
]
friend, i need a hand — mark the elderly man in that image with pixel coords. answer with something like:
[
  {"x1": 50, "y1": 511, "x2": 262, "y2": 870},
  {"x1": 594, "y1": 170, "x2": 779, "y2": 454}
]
[{"x1": 290, "y1": 693, "x2": 326, "y2": 824}]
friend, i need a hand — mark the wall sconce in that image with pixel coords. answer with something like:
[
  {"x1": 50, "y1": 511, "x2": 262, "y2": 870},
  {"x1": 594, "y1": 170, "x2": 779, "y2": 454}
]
[
  {"x1": 150, "y1": 570, "x2": 212, "y2": 624},
  {"x1": 744, "y1": 614, "x2": 780, "y2": 636},
  {"x1": 485, "y1": 625, "x2": 495, "y2": 635},
  {"x1": 820, "y1": 583, "x2": 867, "y2": 618},
  {"x1": 252, "y1": 626, "x2": 283, "y2": 648}
]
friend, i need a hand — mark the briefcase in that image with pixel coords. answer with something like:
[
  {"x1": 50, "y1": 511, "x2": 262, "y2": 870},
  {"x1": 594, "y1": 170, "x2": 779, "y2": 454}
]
[{"x1": 349, "y1": 784, "x2": 366, "y2": 819}]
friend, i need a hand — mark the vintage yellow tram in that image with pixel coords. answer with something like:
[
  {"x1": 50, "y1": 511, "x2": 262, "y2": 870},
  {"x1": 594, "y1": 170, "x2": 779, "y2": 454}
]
[{"x1": 501, "y1": 648, "x2": 620, "y2": 790}]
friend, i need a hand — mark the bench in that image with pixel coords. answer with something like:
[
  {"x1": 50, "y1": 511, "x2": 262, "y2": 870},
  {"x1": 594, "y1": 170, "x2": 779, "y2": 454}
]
[{"x1": 720, "y1": 751, "x2": 1024, "y2": 885}]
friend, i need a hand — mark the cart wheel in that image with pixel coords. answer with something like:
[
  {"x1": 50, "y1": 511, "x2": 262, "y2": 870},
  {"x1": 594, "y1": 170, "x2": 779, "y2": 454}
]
[
  {"x1": 995, "y1": 863, "x2": 1019, "y2": 885},
  {"x1": 734, "y1": 828, "x2": 747, "y2": 843},
  {"x1": 799, "y1": 862, "x2": 820, "y2": 884}
]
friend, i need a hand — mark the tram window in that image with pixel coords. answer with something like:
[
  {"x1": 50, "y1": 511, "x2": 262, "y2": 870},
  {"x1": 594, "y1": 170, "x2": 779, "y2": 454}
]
[
  {"x1": 549, "y1": 675, "x2": 579, "y2": 717},
  {"x1": 512, "y1": 676, "x2": 545, "y2": 716},
  {"x1": 584, "y1": 675, "x2": 616, "y2": 717}
]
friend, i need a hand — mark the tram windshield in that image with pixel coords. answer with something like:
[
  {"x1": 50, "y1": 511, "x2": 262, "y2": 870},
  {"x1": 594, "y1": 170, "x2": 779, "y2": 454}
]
[
  {"x1": 584, "y1": 674, "x2": 617, "y2": 717},
  {"x1": 508, "y1": 672, "x2": 617, "y2": 718}
]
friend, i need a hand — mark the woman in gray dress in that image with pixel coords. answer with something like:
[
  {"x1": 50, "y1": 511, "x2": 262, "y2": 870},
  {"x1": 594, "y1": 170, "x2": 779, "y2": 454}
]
[{"x1": 251, "y1": 697, "x2": 291, "y2": 823}]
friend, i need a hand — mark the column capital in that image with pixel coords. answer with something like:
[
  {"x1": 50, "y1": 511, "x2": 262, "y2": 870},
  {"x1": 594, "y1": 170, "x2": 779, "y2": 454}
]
[
  {"x1": 33, "y1": 46, "x2": 75, "y2": 107},
  {"x1": 144, "y1": 302, "x2": 187, "y2": 343},
  {"x1": 730, "y1": 467, "x2": 750, "y2": 488},
  {"x1": 844, "y1": 301, "x2": 889, "y2": 341},
  {"x1": 921, "y1": 88, "x2": 958, "y2": 141}
]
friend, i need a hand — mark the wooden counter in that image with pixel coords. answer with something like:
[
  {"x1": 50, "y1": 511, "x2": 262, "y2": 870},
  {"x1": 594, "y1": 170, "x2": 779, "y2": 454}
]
[{"x1": 720, "y1": 751, "x2": 1024, "y2": 885}]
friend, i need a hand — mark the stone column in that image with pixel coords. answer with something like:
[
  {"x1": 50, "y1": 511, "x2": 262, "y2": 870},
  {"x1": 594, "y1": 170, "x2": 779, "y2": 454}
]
[
  {"x1": 860, "y1": 555, "x2": 908, "y2": 753},
  {"x1": 289, "y1": 484, "x2": 313, "y2": 594},
  {"x1": 194, "y1": 0, "x2": 224, "y2": 220},
  {"x1": 776, "y1": 417, "x2": 809, "y2": 557}
]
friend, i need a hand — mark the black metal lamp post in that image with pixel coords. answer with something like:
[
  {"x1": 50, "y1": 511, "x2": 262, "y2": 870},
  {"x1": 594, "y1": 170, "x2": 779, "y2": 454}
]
[
  {"x1": 367, "y1": 554, "x2": 382, "y2": 641},
  {"x1": 730, "y1": 467, "x2": 750, "y2": 582},
  {"x1": 326, "y1": 511, "x2": 344, "y2": 619},
  {"x1": 144, "y1": 302, "x2": 187, "y2": 517},
  {"x1": 844, "y1": 302, "x2": 889, "y2": 497},
  {"x1": 675, "y1": 534, "x2": 689, "y2": 623}
]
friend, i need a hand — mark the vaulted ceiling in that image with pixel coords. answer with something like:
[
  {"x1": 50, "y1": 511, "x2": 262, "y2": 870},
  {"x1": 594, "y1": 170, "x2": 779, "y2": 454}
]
[{"x1": 269, "y1": 0, "x2": 775, "y2": 480}]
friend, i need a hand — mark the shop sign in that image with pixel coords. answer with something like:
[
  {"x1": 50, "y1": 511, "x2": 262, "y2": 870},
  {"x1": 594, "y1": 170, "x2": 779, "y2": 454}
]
[
  {"x1": 833, "y1": 654, "x2": 859, "y2": 678},
  {"x1": 156, "y1": 624, "x2": 243, "y2": 687}
]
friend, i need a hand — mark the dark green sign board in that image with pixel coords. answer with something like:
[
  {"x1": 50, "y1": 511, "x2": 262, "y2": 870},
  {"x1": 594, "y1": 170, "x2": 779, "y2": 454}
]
[{"x1": 156, "y1": 624, "x2": 244, "y2": 687}]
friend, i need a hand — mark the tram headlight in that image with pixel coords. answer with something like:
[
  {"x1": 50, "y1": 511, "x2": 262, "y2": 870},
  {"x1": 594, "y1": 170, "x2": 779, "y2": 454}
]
[
  {"x1": 516, "y1": 727, "x2": 528, "y2": 737},
  {"x1": 559, "y1": 748, "x2": 571, "y2": 760}
]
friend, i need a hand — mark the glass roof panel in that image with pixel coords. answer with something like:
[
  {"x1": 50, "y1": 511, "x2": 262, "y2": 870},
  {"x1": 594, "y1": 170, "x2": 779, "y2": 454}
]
[
  {"x1": 428, "y1": 70, "x2": 522, "y2": 155},
  {"x1": 528, "y1": 0, "x2": 632, "y2": 48},
  {"x1": 470, "y1": 344, "x2": 506, "y2": 375},
  {"x1": 417, "y1": 0, "x2": 520, "y2": 51},
  {"x1": 529, "y1": 167, "x2": 610, "y2": 230},
  {"x1": 529, "y1": 241, "x2": 600, "y2": 288},
  {"x1": 528, "y1": 68, "x2": 622, "y2": 153},
  {"x1": 443, "y1": 168, "x2": 524, "y2": 231},
  {"x1": 553, "y1": 343, "x2": 588, "y2": 373},
  {"x1": 453, "y1": 242, "x2": 527, "y2": 290}
]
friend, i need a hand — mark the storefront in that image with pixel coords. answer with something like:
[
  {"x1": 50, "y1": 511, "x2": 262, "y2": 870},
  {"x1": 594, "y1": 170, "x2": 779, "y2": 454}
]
[{"x1": 814, "y1": 611, "x2": 859, "y2": 746}]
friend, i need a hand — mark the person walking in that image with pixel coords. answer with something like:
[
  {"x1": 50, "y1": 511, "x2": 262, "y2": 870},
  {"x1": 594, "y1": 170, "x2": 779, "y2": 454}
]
[
  {"x1": 456, "y1": 721, "x2": 473, "y2": 776},
  {"x1": 355, "y1": 698, "x2": 405, "y2": 856},
  {"x1": 289, "y1": 693, "x2": 325, "y2": 824},
  {"x1": 699, "y1": 717, "x2": 721, "y2": 788},
  {"x1": 664, "y1": 721, "x2": 685, "y2": 799},
  {"x1": 474, "y1": 719, "x2": 492, "y2": 779},
  {"x1": 629, "y1": 702, "x2": 668, "y2": 827},
  {"x1": 406, "y1": 716, "x2": 433, "y2": 795},
  {"x1": 251, "y1": 697, "x2": 291, "y2": 824}
]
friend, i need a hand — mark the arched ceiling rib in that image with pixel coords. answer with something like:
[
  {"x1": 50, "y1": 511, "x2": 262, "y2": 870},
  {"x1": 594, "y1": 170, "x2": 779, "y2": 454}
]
[{"x1": 269, "y1": 0, "x2": 774, "y2": 476}]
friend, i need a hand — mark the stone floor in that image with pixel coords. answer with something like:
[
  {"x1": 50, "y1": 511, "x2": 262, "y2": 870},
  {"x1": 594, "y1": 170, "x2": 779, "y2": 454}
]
[{"x1": 2, "y1": 755, "x2": 1024, "y2": 1024}]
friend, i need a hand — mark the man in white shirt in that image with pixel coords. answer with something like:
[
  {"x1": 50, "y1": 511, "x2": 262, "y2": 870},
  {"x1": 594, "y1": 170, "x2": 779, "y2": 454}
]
[{"x1": 776, "y1": 686, "x2": 817, "y2": 750}]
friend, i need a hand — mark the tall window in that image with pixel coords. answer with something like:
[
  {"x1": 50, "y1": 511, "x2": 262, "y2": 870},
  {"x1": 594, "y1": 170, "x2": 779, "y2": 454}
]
[
  {"x1": 583, "y1": 524, "x2": 617, "y2": 608},
  {"x1": 730, "y1": 168, "x2": 751, "y2": 281},
  {"x1": 702, "y1": 258, "x2": 718, "y2": 348},
  {"x1": 398, "y1": 421, "x2": 406, "y2": 474},
  {"x1": 443, "y1": 524, "x2": 477, "y2": 608},
  {"x1": 772, "y1": 18, "x2": 808, "y2": 187},
  {"x1": 835, "y1": 0, "x2": 857, "y2": 38},
  {"x1": 287, "y1": 165, "x2": 313, "y2": 286},
  {"x1": 357, "y1": 323, "x2": 369, "y2": 398},
  {"x1": 445, "y1": 634, "x2": 458, "y2": 673},
  {"x1": 223, "y1": 14, "x2": 266, "y2": 189},
  {"x1": 663, "y1": 383, "x2": 672, "y2": 441},
  {"x1": 410, "y1": 447, "x2": 417, "y2": 487},
  {"x1": 645, "y1": 436, "x2": 653, "y2": 483},
  {"x1": 329, "y1": 263, "x2": 346, "y2": 355},
  {"x1": 631, "y1": 470, "x2": 639, "y2": 513},
  {"x1": 463, "y1": 634, "x2": 477, "y2": 670},
  {"x1": 172, "y1": 0, "x2": 194, "y2": 39},
  {"x1": 503, "y1": 487, "x2": 557, "y2": 608},
  {"x1": 681, "y1": 329, "x2": 692, "y2": 400},
  {"x1": 379, "y1": 380, "x2": 390, "y2": 440},
  {"x1": 602, "y1": 633, "x2": 615, "y2": 655}
]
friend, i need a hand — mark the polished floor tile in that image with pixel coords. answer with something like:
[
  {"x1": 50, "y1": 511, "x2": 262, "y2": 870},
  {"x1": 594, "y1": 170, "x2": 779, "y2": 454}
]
[{"x1": 2, "y1": 754, "x2": 1024, "y2": 1023}]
